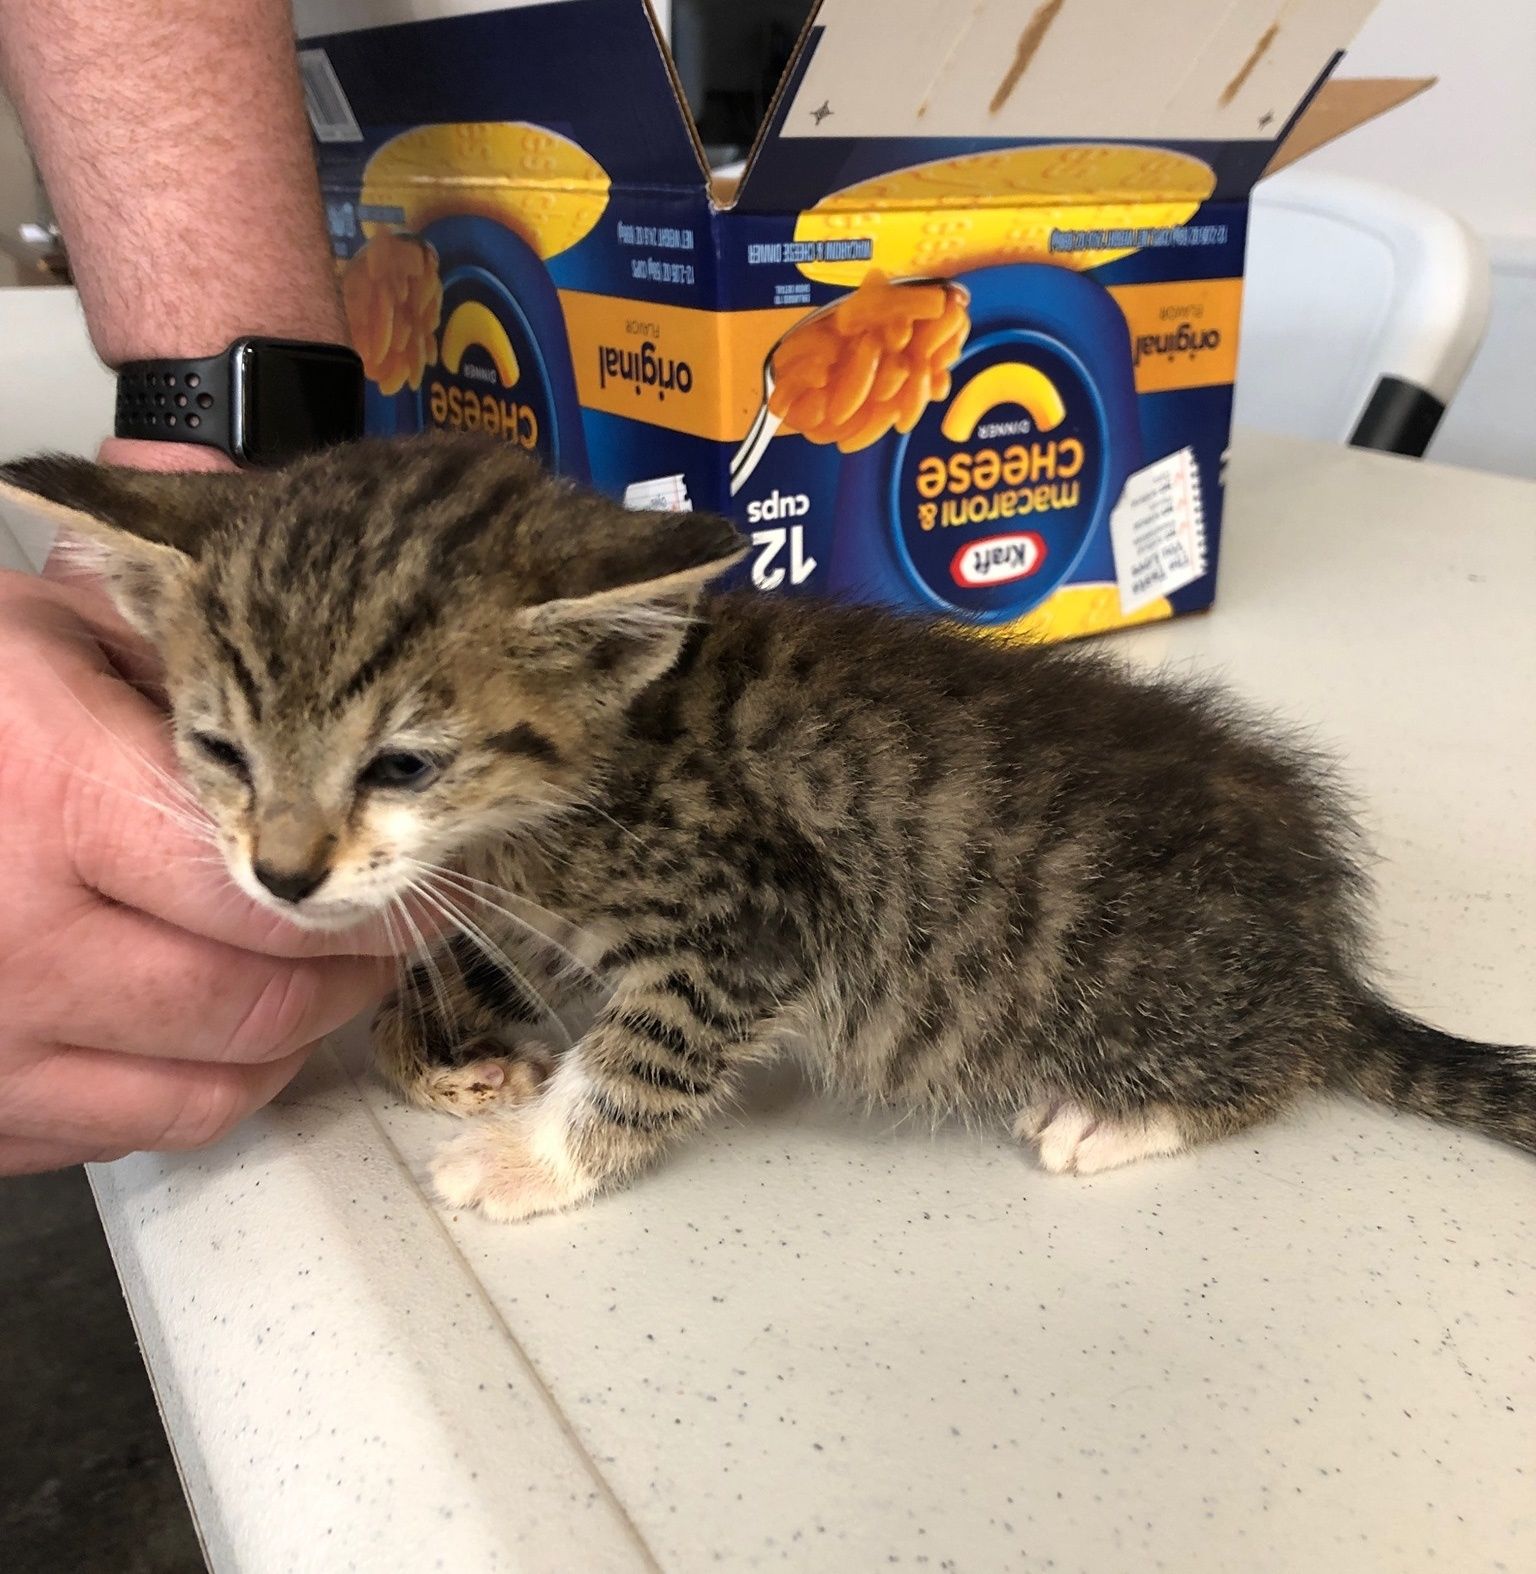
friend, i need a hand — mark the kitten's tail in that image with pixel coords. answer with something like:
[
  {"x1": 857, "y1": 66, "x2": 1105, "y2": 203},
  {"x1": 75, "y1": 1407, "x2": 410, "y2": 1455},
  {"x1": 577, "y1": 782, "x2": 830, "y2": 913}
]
[{"x1": 1338, "y1": 992, "x2": 1535, "y2": 1154}]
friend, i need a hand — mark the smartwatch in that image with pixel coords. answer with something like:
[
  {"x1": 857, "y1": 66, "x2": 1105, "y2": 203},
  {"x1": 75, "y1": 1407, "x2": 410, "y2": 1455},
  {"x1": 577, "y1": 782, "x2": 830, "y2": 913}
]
[{"x1": 114, "y1": 337, "x2": 365, "y2": 467}]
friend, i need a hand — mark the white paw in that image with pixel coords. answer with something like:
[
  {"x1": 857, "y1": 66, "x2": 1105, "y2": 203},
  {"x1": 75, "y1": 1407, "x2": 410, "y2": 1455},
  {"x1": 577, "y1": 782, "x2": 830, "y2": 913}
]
[
  {"x1": 430, "y1": 1111, "x2": 596, "y2": 1223},
  {"x1": 1015, "y1": 1100, "x2": 1187, "y2": 1176}
]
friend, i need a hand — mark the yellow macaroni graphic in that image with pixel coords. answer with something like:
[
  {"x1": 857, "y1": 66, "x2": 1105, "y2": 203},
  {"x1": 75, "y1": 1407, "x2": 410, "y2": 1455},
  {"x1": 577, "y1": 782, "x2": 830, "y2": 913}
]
[
  {"x1": 768, "y1": 271, "x2": 970, "y2": 453},
  {"x1": 360, "y1": 121, "x2": 610, "y2": 261},
  {"x1": 342, "y1": 233, "x2": 444, "y2": 396},
  {"x1": 941, "y1": 362, "x2": 1066, "y2": 442},
  {"x1": 793, "y1": 145, "x2": 1215, "y2": 287},
  {"x1": 439, "y1": 300, "x2": 520, "y2": 387}
]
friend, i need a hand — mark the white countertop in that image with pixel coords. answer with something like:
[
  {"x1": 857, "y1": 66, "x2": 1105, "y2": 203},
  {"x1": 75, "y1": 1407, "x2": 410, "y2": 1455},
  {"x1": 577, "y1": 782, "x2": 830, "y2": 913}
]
[{"x1": 90, "y1": 431, "x2": 1535, "y2": 1574}]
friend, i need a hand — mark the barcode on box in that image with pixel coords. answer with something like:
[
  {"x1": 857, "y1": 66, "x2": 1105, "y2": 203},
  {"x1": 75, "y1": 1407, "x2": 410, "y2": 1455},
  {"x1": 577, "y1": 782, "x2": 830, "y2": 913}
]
[{"x1": 298, "y1": 48, "x2": 362, "y2": 143}]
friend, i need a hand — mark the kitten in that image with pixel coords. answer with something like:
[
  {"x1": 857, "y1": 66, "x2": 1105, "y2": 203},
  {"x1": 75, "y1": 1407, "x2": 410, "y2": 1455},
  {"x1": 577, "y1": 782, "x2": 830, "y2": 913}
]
[{"x1": 1, "y1": 436, "x2": 1529, "y2": 1222}]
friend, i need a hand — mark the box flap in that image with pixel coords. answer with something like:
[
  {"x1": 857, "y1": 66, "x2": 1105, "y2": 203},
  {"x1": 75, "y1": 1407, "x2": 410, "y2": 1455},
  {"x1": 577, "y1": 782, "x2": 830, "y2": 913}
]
[
  {"x1": 735, "y1": 0, "x2": 1382, "y2": 211},
  {"x1": 295, "y1": 0, "x2": 707, "y2": 192},
  {"x1": 780, "y1": 0, "x2": 1379, "y2": 143},
  {"x1": 1261, "y1": 76, "x2": 1435, "y2": 178}
]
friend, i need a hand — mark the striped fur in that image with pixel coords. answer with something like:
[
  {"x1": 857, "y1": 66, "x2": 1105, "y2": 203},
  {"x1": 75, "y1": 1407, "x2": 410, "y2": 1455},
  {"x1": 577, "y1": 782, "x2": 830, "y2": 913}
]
[{"x1": 2, "y1": 435, "x2": 1528, "y2": 1221}]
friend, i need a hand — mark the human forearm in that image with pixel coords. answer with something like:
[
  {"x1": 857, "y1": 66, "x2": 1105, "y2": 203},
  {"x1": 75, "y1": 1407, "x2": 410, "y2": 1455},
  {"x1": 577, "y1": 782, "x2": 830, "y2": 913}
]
[{"x1": 0, "y1": 0, "x2": 345, "y2": 368}]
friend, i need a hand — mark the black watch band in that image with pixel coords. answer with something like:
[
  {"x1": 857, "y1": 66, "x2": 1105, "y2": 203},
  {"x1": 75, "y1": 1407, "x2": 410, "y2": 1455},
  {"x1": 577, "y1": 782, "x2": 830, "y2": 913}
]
[
  {"x1": 113, "y1": 338, "x2": 364, "y2": 467},
  {"x1": 115, "y1": 354, "x2": 230, "y2": 451}
]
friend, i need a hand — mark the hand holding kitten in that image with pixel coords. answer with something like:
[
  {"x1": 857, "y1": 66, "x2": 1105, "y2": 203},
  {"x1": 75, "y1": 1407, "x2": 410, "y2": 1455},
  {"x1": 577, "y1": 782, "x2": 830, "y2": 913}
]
[{"x1": 0, "y1": 571, "x2": 397, "y2": 1175}]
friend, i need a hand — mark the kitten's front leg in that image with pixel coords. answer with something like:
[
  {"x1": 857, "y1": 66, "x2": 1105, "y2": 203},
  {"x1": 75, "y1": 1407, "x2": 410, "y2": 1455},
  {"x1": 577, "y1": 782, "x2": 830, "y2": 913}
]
[
  {"x1": 431, "y1": 963, "x2": 765, "y2": 1222},
  {"x1": 374, "y1": 934, "x2": 567, "y2": 1117}
]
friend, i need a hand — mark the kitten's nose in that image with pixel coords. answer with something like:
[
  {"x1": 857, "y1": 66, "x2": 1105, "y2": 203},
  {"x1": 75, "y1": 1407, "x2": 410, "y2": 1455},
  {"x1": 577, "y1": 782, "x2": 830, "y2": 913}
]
[{"x1": 252, "y1": 861, "x2": 329, "y2": 904}]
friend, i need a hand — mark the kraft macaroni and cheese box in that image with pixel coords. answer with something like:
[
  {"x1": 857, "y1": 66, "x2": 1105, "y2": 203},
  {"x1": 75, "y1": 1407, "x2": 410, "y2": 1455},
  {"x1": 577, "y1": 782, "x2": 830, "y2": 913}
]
[{"x1": 295, "y1": 0, "x2": 1424, "y2": 643}]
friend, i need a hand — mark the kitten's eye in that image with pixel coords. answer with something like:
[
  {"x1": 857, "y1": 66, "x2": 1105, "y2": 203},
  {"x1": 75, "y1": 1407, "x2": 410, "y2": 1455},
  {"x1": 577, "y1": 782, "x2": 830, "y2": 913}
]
[
  {"x1": 190, "y1": 732, "x2": 249, "y2": 778},
  {"x1": 359, "y1": 751, "x2": 442, "y2": 791}
]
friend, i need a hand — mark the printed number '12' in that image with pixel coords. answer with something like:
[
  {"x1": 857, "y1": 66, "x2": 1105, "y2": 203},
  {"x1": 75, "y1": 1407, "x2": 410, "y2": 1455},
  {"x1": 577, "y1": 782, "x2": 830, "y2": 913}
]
[{"x1": 751, "y1": 526, "x2": 817, "y2": 592}]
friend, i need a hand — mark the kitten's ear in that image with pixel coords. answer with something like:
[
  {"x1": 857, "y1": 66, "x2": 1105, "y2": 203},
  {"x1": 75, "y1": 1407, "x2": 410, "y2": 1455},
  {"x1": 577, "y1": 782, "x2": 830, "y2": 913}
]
[
  {"x1": 521, "y1": 505, "x2": 747, "y2": 624},
  {"x1": 517, "y1": 503, "x2": 747, "y2": 694},
  {"x1": 0, "y1": 454, "x2": 234, "y2": 638}
]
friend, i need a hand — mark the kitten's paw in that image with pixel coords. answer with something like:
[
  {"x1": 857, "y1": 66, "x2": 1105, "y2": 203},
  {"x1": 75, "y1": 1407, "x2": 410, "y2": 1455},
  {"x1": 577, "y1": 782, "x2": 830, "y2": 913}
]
[
  {"x1": 1015, "y1": 1101, "x2": 1186, "y2": 1176},
  {"x1": 430, "y1": 1115, "x2": 597, "y2": 1223},
  {"x1": 404, "y1": 1042, "x2": 555, "y2": 1117}
]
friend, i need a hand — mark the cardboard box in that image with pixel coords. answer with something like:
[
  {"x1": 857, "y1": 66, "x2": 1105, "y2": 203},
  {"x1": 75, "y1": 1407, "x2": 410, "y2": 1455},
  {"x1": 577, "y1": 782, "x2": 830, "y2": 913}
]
[{"x1": 296, "y1": 0, "x2": 1426, "y2": 642}]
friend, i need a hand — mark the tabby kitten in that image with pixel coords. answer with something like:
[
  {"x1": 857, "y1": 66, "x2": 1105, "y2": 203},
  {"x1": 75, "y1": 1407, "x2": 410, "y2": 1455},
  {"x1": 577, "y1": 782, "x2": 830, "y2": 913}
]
[{"x1": 2, "y1": 436, "x2": 1529, "y2": 1222}]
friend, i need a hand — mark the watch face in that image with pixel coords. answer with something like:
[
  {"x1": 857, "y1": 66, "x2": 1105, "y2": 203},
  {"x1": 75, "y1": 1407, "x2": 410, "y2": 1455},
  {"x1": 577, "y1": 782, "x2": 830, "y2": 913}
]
[{"x1": 236, "y1": 341, "x2": 364, "y2": 466}]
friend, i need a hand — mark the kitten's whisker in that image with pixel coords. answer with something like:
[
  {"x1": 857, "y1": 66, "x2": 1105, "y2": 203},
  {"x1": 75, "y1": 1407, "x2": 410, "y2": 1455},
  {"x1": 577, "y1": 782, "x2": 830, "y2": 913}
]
[
  {"x1": 407, "y1": 878, "x2": 566, "y2": 1035},
  {"x1": 44, "y1": 689, "x2": 206, "y2": 818},
  {"x1": 393, "y1": 892, "x2": 457, "y2": 1038},
  {"x1": 49, "y1": 661, "x2": 210, "y2": 819},
  {"x1": 398, "y1": 877, "x2": 480, "y2": 1033},
  {"x1": 431, "y1": 879, "x2": 594, "y2": 983},
  {"x1": 121, "y1": 751, "x2": 209, "y2": 824},
  {"x1": 382, "y1": 897, "x2": 430, "y2": 1047},
  {"x1": 380, "y1": 901, "x2": 422, "y2": 1015},
  {"x1": 406, "y1": 878, "x2": 573, "y2": 1051},
  {"x1": 24, "y1": 747, "x2": 221, "y2": 848},
  {"x1": 417, "y1": 869, "x2": 595, "y2": 996},
  {"x1": 404, "y1": 860, "x2": 523, "y2": 903},
  {"x1": 401, "y1": 857, "x2": 599, "y2": 985},
  {"x1": 573, "y1": 795, "x2": 645, "y2": 849},
  {"x1": 385, "y1": 896, "x2": 444, "y2": 1065},
  {"x1": 56, "y1": 747, "x2": 216, "y2": 847},
  {"x1": 128, "y1": 747, "x2": 204, "y2": 811},
  {"x1": 450, "y1": 868, "x2": 582, "y2": 938}
]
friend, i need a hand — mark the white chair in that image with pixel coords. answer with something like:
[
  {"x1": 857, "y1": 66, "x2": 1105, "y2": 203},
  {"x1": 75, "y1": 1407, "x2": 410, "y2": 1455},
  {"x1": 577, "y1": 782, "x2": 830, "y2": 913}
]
[
  {"x1": 0, "y1": 285, "x2": 114, "y2": 463},
  {"x1": 0, "y1": 285, "x2": 114, "y2": 569},
  {"x1": 1235, "y1": 170, "x2": 1490, "y2": 456}
]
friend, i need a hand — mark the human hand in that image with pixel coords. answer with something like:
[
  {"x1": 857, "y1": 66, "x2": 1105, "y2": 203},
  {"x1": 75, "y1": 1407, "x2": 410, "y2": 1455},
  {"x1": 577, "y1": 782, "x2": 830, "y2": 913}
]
[
  {"x1": 93, "y1": 438, "x2": 239, "y2": 475},
  {"x1": 0, "y1": 569, "x2": 398, "y2": 1174}
]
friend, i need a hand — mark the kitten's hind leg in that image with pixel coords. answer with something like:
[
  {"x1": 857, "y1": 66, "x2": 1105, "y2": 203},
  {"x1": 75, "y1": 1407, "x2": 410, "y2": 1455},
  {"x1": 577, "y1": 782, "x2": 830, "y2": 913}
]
[{"x1": 1013, "y1": 1099, "x2": 1189, "y2": 1176}]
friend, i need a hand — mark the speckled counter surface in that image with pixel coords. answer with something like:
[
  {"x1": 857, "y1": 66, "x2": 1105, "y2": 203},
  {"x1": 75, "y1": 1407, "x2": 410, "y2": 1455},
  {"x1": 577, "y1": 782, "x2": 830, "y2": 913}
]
[{"x1": 90, "y1": 433, "x2": 1535, "y2": 1573}]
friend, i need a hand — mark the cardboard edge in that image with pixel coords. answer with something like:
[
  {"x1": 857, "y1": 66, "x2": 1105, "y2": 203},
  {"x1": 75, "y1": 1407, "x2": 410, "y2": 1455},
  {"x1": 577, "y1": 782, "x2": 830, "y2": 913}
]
[
  {"x1": 718, "y1": 0, "x2": 827, "y2": 213},
  {"x1": 1262, "y1": 76, "x2": 1436, "y2": 179},
  {"x1": 640, "y1": 0, "x2": 713, "y2": 189}
]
